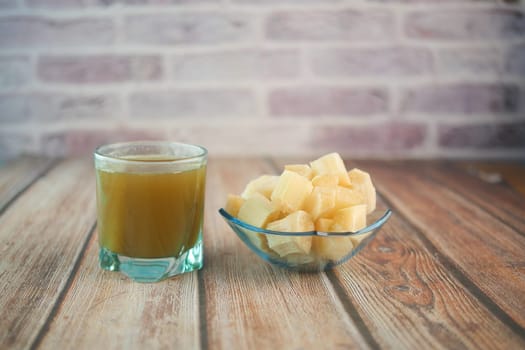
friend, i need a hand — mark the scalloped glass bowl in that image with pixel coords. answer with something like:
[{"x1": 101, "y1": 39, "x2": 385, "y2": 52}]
[{"x1": 218, "y1": 208, "x2": 392, "y2": 272}]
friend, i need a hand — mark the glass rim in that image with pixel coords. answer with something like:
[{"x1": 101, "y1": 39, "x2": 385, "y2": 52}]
[{"x1": 94, "y1": 141, "x2": 208, "y2": 165}]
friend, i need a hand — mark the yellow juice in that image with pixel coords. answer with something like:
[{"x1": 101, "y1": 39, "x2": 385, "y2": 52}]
[{"x1": 96, "y1": 156, "x2": 206, "y2": 259}]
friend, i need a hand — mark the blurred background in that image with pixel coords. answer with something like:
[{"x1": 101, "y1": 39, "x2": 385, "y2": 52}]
[{"x1": 0, "y1": 0, "x2": 524, "y2": 160}]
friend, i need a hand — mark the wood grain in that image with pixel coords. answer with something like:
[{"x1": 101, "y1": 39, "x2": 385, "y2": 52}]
[
  {"x1": 37, "y1": 231, "x2": 201, "y2": 350},
  {"x1": 412, "y1": 161, "x2": 525, "y2": 233},
  {"x1": 0, "y1": 159, "x2": 96, "y2": 349},
  {"x1": 331, "y1": 201, "x2": 525, "y2": 349},
  {"x1": 201, "y1": 158, "x2": 369, "y2": 349},
  {"x1": 0, "y1": 156, "x2": 55, "y2": 213},
  {"x1": 459, "y1": 162, "x2": 525, "y2": 196},
  {"x1": 1, "y1": 156, "x2": 524, "y2": 350},
  {"x1": 356, "y1": 160, "x2": 525, "y2": 329}
]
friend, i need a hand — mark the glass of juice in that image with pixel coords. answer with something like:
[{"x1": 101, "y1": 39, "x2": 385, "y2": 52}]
[{"x1": 94, "y1": 141, "x2": 207, "y2": 282}]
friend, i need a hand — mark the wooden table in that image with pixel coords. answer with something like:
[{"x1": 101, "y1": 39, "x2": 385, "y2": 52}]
[{"x1": 1, "y1": 157, "x2": 524, "y2": 349}]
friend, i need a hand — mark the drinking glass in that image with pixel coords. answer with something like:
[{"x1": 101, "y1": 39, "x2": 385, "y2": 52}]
[{"x1": 94, "y1": 141, "x2": 207, "y2": 282}]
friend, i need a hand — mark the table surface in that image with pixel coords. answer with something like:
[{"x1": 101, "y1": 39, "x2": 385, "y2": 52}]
[{"x1": 1, "y1": 157, "x2": 524, "y2": 350}]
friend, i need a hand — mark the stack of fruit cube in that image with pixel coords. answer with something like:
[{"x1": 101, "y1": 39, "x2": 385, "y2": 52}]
[{"x1": 225, "y1": 153, "x2": 376, "y2": 264}]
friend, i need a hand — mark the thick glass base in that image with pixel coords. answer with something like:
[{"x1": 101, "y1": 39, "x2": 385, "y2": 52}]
[{"x1": 99, "y1": 241, "x2": 203, "y2": 283}]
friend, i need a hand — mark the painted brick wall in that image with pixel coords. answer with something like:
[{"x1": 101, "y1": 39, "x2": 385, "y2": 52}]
[{"x1": 0, "y1": 0, "x2": 524, "y2": 160}]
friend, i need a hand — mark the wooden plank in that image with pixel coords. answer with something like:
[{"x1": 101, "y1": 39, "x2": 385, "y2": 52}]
[
  {"x1": 331, "y1": 201, "x2": 525, "y2": 349},
  {"x1": 459, "y1": 162, "x2": 525, "y2": 196},
  {"x1": 201, "y1": 158, "x2": 369, "y2": 349},
  {"x1": 356, "y1": 160, "x2": 525, "y2": 329},
  {"x1": 0, "y1": 159, "x2": 96, "y2": 349},
  {"x1": 272, "y1": 157, "x2": 525, "y2": 349},
  {"x1": 408, "y1": 161, "x2": 525, "y2": 234},
  {"x1": 37, "y1": 231, "x2": 201, "y2": 350},
  {"x1": 0, "y1": 156, "x2": 56, "y2": 213}
]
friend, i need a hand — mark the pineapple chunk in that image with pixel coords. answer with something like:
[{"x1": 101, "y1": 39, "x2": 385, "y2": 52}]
[
  {"x1": 315, "y1": 218, "x2": 334, "y2": 232},
  {"x1": 310, "y1": 153, "x2": 351, "y2": 187},
  {"x1": 311, "y1": 174, "x2": 339, "y2": 187},
  {"x1": 240, "y1": 226, "x2": 271, "y2": 254},
  {"x1": 241, "y1": 175, "x2": 279, "y2": 200},
  {"x1": 237, "y1": 193, "x2": 280, "y2": 250},
  {"x1": 285, "y1": 164, "x2": 314, "y2": 180},
  {"x1": 334, "y1": 186, "x2": 365, "y2": 210},
  {"x1": 266, "y1": 210, "x2": 314, "y2": 232},
  {"x1": 303, "y1": 186, "x2": 337, "y2": 220},
  {"x1": 270, "y1": 170, "x2": 313, "y2": 213},
  {"x1": 225, "y1": 194, "x2": 244, "y2": 217},
  {"x1": 312, "y1": 205, "x2": 366, "y2": 262},
  {"x1": 330, "y1": 205, "x2": 367, "y2": 232},
  {"x1": 312, "y1": 236, "x2": 354, "y2": 262},
  {"x1": 266, "y1": 211, "x2": 314, "y2": 256},
  {"x1": 238, "y1": 193, "x2": 280, "y2": 228},
  {"x1": 267, "y1": 236, "x2": 313, "y2": 257},
  {"x1": 348, "y1": 168, "x2": 376, "y2": 214},
  {"x1": 334, "y1": 204, "x2": 372, "y2": 247},
  {"x1": 350, "y1": 231, "x2": 374, "y2": 248},
  {"x1": 285, "y1": 253, "x2": 315, "y2": 266}
]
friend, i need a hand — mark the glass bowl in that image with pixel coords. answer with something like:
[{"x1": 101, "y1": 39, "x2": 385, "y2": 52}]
[{"x1": 218, "y1": 208, "x2": 392, "y2": 272}]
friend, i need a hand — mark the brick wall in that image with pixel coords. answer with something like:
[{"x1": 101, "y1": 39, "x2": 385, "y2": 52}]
[{"x1": 0, "y1": 0, "x2": 524, "y2": 160}]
